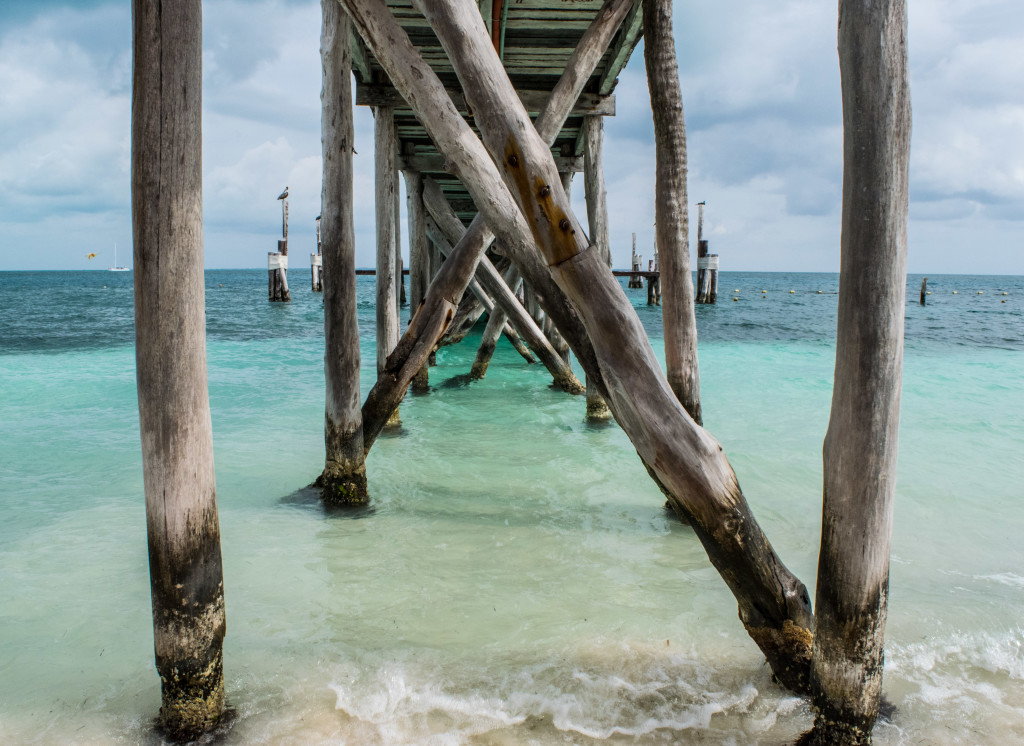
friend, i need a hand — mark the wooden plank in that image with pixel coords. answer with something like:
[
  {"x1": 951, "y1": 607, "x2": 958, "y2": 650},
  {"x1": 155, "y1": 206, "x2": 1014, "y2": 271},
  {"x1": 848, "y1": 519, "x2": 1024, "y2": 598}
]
[{"x1": 357, "y1": 84, "x2": 614, "y2": 116}]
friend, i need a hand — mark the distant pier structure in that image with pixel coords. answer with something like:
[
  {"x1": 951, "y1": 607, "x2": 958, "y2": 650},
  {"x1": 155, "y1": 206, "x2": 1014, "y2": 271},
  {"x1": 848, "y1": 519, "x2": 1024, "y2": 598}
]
[{"x1": 269, "y1": 186, "x2": 291, "y2": 302}]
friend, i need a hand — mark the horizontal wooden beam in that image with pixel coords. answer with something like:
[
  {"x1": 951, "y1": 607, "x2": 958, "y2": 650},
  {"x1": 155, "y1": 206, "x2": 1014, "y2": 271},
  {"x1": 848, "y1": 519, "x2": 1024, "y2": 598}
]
[
  {"x1": 357, "y1": 84, "x2": 614, "y2": 117},
  {"x1": 399, "y1": 153, "x2": 583, "y2": 173},
  {"x1": 598, "y1": 0, "x2": 643, "y2": 95}
]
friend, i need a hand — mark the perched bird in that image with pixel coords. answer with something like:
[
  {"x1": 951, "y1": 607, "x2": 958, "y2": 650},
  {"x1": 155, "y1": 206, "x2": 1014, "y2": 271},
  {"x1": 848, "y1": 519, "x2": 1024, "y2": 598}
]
[{"x1": 277, "y1": 186, "x2": 289, "y2": 200}]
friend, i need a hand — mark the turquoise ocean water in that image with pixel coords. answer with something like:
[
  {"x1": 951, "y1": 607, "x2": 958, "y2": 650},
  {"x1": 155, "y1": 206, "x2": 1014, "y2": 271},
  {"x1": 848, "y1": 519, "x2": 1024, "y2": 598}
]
[{"x1": 1, "y1": 269, "x2": 1022, "y2": 744}]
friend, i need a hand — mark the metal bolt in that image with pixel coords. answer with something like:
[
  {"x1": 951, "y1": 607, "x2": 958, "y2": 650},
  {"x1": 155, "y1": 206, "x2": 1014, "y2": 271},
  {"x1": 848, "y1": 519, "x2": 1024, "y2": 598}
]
[
  {"x1": 507, "y1": 154, "x2": 519, "y2": 167},
  {"x1": 538, "y1": 185, "x2": 551, "y2": 198},
  {"x1": 559, "y1": 218, "x2": 571, "y2": 231}
]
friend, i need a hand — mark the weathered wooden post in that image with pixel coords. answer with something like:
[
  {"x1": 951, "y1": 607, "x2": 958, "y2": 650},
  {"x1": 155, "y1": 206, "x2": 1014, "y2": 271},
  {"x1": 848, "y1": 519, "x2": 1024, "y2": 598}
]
[
  {"x1": 375, "y1": 105, "x2": 400, "y2": 426},
  {"x1": 131, "y1": 0, "x2": 225, "y2": 737},
  {"x1": 628, "y1": 232, "x2": 643, "y2": 288},
  {"x1": 317, "y1": 0, "x2": 368, "y2": 504},
  {"x1": 312, "y1": 215, "x2": 323, "y2": 291},
  {"x1": 583, "y1": 115, "x2": 612, "y2": 421},
  {"x1": 801, "y1": 0, "x2": 911, "y2": 742},
  {"x1": 268, "y1": 187, "x2": 292, "y2": 302},
  {"x1": 394, "y1": 173, "x2": 406, "y2": 306},
  {"x1": 645, "y1": 0, "x2": 702, "y2": 423},
  {"x1": 919, "y1": 277, "x2": 927, "y2": 305}
]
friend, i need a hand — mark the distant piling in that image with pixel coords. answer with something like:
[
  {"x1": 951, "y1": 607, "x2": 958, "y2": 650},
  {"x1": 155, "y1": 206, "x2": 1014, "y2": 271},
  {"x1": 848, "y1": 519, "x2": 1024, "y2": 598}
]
[
  {"x1": 312, "y1": 215, "x2": 323, "y2": 292},
  {"x1": 629, "y1": 232, "x2": 643, "y2": 288},
  {"x1": 919, "y1": 277, "x2": 927, "y2": 306}
]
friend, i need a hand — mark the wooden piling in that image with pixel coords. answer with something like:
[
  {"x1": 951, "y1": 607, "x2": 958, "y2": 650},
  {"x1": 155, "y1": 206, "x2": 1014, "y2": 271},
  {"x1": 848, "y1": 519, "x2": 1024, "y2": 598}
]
[
  {"x1": 317, "y1": 0, "x2": 367, "y2": 504},
  {"x1": 920, "y1": 277, "x2": 927, "y2": 305},
  {"x1": 583, "y1": 114, "x2": 612, "y2": 421},
  {"x1": 801, "y1": 0, "x2": 911, "y2": 742},
  {"x1": 645, "y1": 0, "x2": 702, "y2": 422},
  {"x1": 131, "y1": 0, "x2": 225, "y2": 737},
  {"x1": 374, "y1": 105, "x2": 400, "y2": 426},
  {"x1": 628, "y1": 232, "x2": 643, "y2": 288}
]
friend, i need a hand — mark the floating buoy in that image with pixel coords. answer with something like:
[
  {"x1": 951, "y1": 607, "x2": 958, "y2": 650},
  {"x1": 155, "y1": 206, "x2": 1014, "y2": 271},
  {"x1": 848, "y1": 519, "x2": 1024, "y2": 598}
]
[
  {"x1": 953, "y1": 291, "x2": 958, "y2": 294},
  {"x1": 790, "y1": 290, "x2": 796, "y2": 294},
  {"x1": 734, "y1": 289, "x2": 740, "y2": 292},
  {"x1": 978, "y1": 291, "x2": 984, "y2": 294},
  {"x1": 1002, "y1": 300, "x2": 1006, "y2": 303},
  {"x1": 733, "y1": 297, "x2": 739, "y2": 302},
  {"x1": 817, "y1": 290, "x2": 823, "y2": 294},
  {"x1": 1002, "y1": 292, "x2": 1008, "y2": 296},
  {"x1": 926, "y1": 291, "x2": 931, "y2": 295},
  {"x1": 219, "y1": 283, "x2": 223, "y2": 287}
]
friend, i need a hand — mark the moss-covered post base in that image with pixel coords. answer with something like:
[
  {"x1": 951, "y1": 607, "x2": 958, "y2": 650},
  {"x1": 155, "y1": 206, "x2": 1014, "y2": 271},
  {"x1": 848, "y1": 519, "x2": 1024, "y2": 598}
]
[
  {"x1": 411, "y1": 365, "x2": 430, "y2": 392},
  {"x1": 585, "y1": 376, "x2": 612, "y2": 422},
  {"x1": 156, "y1": 651, "x2": 225, "y2": 741},
  {"x1": 384, "y1": 406, "x2": 402, "y2": 429},
  {"x1": 744, "y1": 619, "x2": 813, "y2": 695},
  {"x1": 797, "y1": 708, "x2": 876, "y2": 746},
  {"x1": 316, "y1": 464, "x2": 369, "y2": 506},
  {"x1": 552, "y1": 372, "x2": 586, "y2": 396}
]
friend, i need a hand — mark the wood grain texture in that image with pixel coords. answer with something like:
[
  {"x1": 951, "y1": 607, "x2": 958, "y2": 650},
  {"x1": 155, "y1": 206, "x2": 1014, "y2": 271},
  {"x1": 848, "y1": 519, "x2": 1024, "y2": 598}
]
[
  {"x1": 318, "y1": 0, "x2": 367, "y2": 504},
  {"x1": 131, "y1": 0, "x2": 225, "y2": 737},
  {"x1": 643, "y1": 0, "x2": 701, "y2": 424},
  {"x1": 802, "y1": 1, "x2": 911, "y2": 742}
]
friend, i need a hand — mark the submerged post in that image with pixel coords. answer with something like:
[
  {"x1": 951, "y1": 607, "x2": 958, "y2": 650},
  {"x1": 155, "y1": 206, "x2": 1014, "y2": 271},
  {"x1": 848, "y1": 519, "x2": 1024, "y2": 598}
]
[
  {"x1": 131, "y1": 0, "x2": 226, "y2": 737},
  {"x1": 919, "y1": 277, "x2": 927, "y2": 306},
  {"x1": 802, "y1": 0, "x2": 911, "y2": 742},
  {"x1": 317, "y1": 0, "x2": 368, "y2": 504}
]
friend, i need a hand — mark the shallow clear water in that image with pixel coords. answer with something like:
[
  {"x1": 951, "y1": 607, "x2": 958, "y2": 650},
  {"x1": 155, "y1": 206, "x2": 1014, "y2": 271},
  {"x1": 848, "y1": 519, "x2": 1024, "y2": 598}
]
[{"x1": 1, "y1": 269, "x2": 1022, "y2": 744}]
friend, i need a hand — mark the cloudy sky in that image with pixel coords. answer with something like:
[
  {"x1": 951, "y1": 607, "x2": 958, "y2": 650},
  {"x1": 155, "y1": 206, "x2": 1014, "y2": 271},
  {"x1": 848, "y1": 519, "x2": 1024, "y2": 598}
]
[{"x1": 0, "y1": 0, "x2": 1020, "y2": 273}]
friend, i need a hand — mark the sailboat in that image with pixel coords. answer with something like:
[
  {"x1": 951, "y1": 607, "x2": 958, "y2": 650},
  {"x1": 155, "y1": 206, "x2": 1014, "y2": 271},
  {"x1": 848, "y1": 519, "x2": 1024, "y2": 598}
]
[{"x1": 108, "y1": 243, "x2": 129, "y2": 272}]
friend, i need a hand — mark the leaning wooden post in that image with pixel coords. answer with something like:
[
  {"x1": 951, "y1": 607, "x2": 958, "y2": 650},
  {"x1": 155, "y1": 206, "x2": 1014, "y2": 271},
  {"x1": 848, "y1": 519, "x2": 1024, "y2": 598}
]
[
  {"x1": 317, "y1": 0, "x2": 368, "y2": 504},
  {"x1": 644, "y1": 0, "x2": 701, "y2": 423},
  {"x1": 919, "y1": 276, "x2": 927, "y2": 305},
  {"x1": 375, "y1": 105, "x2": 400, "y2": 426},
  {"x1": 131, "y1": 0, "x2": 225, "y2": 737},
  {"x1": 801, "y1": 0, "x2": 911, "y2": 742},
  {"x1": 583, "y1": 115, "x2": 612, "y2": 421}
]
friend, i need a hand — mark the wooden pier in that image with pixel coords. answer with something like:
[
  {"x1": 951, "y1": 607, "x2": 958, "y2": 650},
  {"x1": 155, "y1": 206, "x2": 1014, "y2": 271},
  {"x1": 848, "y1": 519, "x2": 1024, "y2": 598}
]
[{"x1": 129, "y1": 1, "x2": 911, "y2": 742}]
